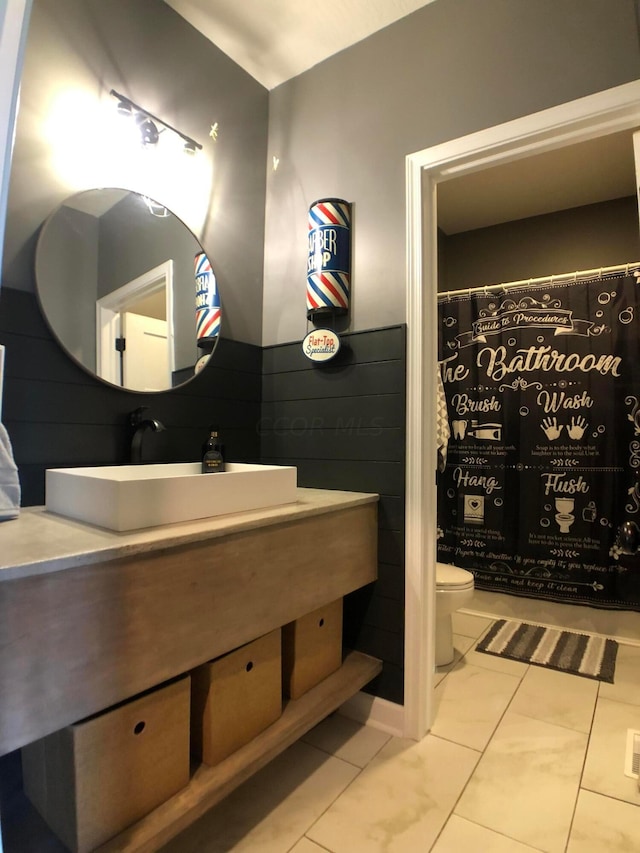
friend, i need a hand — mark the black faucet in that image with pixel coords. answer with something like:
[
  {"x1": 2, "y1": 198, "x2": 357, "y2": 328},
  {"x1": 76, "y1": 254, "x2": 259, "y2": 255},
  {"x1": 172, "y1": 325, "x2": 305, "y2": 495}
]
[{"x1": 129, "y1": 406, "x2": 166, "y2": 464}]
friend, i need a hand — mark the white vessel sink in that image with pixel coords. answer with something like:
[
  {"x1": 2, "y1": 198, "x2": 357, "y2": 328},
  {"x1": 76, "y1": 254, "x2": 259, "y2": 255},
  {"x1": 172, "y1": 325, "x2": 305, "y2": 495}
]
[{"x1": 45, "y1": 462, "x2": 298, "y2": 532}]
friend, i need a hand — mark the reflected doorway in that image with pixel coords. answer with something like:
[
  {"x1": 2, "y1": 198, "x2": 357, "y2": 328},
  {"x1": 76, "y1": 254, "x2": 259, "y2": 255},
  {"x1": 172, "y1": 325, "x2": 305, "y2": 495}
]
[{"x1": 96, "y1": 260, "x2": 174, "y2": 391}]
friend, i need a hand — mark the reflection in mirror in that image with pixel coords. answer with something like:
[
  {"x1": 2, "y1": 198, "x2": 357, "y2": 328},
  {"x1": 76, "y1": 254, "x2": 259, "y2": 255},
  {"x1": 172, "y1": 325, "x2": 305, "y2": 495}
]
[{"x1": 35, "y1": 188, "x2": 221, "y2": 392}]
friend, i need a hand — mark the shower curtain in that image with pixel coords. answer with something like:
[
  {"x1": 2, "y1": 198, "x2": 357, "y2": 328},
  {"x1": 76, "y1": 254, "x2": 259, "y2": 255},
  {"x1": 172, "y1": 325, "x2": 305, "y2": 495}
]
[{"x1": 436, "y1": 271, "x2": 640, "y2": 610}]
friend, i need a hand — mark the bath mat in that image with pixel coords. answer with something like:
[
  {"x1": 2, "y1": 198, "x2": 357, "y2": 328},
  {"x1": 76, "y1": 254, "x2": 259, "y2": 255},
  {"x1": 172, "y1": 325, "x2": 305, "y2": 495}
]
[{"x1": 476, "y1": 619, "x2": 618, "y2": 682}]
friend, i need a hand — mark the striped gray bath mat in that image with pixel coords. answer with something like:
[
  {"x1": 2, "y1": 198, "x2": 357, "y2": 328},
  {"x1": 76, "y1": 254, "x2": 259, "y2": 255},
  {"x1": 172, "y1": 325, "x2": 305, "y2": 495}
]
[{"x1": 476, "y1": 619, "x2": 618, "y2": 683}]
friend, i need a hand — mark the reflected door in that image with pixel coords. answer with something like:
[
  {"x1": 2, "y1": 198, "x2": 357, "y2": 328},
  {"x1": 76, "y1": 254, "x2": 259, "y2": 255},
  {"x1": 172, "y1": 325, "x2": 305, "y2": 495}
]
[{"x1": 122, "y1": 312, "x2": 169, "y2": 391}]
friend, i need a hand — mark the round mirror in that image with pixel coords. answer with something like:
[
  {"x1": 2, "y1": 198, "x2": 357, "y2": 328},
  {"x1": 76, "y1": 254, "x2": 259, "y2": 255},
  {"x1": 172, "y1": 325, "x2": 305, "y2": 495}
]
[{"x1": 35, "y1": 188, "x2": 221, "y2": 392}]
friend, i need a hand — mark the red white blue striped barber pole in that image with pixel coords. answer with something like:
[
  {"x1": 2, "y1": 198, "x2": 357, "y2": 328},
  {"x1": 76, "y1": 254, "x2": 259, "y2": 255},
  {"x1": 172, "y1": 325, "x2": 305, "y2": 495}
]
[
  {"x1": 195, "y1": 251, "x2": 221, "y2": 348},
  {"x1": 306, "y1": 198, "x2": 351, "y2": 319}
]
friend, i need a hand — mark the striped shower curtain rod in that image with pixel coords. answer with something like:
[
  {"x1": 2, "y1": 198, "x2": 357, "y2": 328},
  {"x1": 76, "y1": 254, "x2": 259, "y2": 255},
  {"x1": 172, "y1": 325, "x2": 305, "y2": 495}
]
[{"x1": 438, "y1": 260, "x2": 640, "y2": 301}]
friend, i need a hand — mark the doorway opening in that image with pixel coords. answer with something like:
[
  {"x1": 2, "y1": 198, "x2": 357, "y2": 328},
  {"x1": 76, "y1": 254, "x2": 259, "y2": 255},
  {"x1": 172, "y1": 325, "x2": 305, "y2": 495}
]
[{"x1": 404, "y1": 80, "x2": 640, "y2": 741}]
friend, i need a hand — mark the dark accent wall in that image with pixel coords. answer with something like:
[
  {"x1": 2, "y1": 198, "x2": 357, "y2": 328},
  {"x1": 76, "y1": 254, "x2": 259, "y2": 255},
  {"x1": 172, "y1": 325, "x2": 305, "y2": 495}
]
[
  {"x1": 0, "y1": 288, "x2": 262, "y2": 507},
  {"x1": 1, "y1": 307, "x2": 406, "y2": 705},
  {"x1": 440, "y1": 196, "x2": 640, "y2": 293},
  {"x1": 261, "y1": 326, "x2": 406, "y2": 705}
]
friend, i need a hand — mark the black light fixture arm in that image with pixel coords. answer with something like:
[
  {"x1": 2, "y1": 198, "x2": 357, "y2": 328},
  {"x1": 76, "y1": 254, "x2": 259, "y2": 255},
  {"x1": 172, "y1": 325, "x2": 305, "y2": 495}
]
[{"x1": 110, "y1": 89, "x2": 203, "y2": 151}]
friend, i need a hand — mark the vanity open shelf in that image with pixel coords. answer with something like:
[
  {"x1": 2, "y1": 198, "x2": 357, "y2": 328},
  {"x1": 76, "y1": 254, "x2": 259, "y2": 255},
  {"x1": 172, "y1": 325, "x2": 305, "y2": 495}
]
[
  {"x1": 97, "y1": 650, "x2": 381, "y2": 853},
  {"x1": 3, "y1": 650, "x2": 380, "y2": 853},
  {"x1": 0, "y1": 488, "x2": 380, "y2": 853}
]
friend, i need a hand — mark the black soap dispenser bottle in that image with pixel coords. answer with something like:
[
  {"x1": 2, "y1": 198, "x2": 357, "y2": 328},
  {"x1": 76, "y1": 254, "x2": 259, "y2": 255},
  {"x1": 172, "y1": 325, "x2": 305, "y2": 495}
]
[{"x1": 201, "y1": 427, "x2": 225, "y2": 473}]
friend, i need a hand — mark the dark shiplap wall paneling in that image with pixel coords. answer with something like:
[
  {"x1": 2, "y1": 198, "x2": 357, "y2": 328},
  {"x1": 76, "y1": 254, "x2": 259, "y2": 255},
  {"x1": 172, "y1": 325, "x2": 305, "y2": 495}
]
[
  {"x1": 1, "y1": 295, "x2": 406, "y2": 705},
  {"x1": 261, "y1": 325, "x2": 406, "y2": 705},
  {"x1": 0, "y1": 288, "x2": 262, "y2": 506}
]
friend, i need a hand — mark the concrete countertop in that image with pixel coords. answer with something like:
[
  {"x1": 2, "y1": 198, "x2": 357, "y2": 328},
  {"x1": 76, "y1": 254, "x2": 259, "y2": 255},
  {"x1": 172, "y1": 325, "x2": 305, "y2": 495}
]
[{"x1": 0, "y1": 488, "x2": 378, "y2": 581}]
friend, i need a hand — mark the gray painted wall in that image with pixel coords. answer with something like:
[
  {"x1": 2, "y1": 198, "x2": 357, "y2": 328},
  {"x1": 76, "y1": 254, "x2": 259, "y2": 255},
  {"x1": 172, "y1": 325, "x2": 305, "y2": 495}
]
[
  {"x1": 440, "y1": 196, "x2": 640, "y2": 293},
  {"x1": 2, "y1": 0, "x2": 268, "y2": 346},
  {"x1": 6, "y1": 0, "x2": 640, "y2": 351},
  {"x1": 98, "y1": 194, "x2": 202, "y2": 371},
  {"x1": 37, "y1": 205, "x2": 98, "y2": 370},
  {"x1": 263, "y1": 0, "x2": 640, "y2": 346}
]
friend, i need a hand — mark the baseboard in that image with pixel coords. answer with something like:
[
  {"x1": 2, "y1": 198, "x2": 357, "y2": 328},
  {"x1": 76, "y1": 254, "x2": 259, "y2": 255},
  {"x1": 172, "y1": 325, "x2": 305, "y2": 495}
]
[
  {"x1": 339, "y1": 691, "x2": 404, "y2": 737},
  {"x1": 0, "y1": 344, "x2": 4, "y2": 420}
]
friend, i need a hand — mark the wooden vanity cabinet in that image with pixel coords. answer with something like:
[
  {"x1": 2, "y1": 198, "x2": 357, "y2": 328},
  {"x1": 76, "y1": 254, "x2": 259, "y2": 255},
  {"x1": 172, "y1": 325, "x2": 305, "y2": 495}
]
[{"x1": 0, "y1": 492, "x2": 381, "y2": 852}]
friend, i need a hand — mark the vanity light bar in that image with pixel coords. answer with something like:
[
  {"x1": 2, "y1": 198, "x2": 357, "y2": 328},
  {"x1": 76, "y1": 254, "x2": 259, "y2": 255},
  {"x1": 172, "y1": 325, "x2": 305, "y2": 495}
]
[{"x1": 109, "y1": 89, "x2": 203, "y2": 152}]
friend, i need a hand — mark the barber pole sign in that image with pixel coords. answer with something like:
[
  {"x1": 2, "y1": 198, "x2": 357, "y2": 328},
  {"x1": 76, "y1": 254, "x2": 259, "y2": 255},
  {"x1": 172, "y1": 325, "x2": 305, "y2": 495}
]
[
  {"x1": 195, "y1": 251, "x2": 221, "y2": 348},
  {"x1": 306, "y1": 198, "x2": 351, "y2": 319}
]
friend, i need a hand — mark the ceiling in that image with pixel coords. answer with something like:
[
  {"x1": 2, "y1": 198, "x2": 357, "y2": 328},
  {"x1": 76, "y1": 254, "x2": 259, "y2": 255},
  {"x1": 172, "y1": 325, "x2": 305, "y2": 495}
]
[
  {"x1": 161, "y1": 2, "x2": 638, "y2": 233},
  {"x1": 438, "y1": 129, "x2": 638, "y2": 234},
  {"x1": 162, "y1": 0, "x2": 437, "y2": 90},
  {"x1": 65, "y1": 189, "x2": 128, "y2": 217}
]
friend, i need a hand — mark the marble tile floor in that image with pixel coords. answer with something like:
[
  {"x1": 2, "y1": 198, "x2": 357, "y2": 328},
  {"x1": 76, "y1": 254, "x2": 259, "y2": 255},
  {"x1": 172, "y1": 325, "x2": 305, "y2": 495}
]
[{"x1": 163, "y1": 606, "x2": 640, "y2": 853}]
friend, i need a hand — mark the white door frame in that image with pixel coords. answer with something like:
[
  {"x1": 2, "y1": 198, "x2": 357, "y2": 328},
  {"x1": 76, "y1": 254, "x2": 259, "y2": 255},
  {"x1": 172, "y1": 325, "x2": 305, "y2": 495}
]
[
  {"x1": 0, "y1": 8, "x2": 31, "y2": 848},
  {"x1": 0, "y1": 0, "x2": 32, "y2": 284},
  {"x1": 96, "y1": 260, "x2": 174, "y2": 385},
  {"x1": 404, "y1": 79, "x2": 640, "y2": 740}
]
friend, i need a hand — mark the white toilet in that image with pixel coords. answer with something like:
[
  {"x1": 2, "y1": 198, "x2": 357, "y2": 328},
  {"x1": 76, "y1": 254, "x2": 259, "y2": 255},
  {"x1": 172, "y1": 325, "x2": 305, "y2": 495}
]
[{"x1": 436, "y1": 562, "x2": 475, "y2": 666}]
